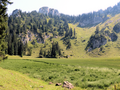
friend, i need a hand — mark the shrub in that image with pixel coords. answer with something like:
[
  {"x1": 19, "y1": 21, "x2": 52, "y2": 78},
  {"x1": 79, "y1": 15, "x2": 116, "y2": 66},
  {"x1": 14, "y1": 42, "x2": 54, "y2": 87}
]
[
  {"x1": 74, "y1": 68, "x2": 80, "y2": 71},
  {"x1": 97, "y1": 83, "x2": 104, "y2": 88},
  {"x1": 70, "y1": 76, "x2": 75, "y2": 80}
]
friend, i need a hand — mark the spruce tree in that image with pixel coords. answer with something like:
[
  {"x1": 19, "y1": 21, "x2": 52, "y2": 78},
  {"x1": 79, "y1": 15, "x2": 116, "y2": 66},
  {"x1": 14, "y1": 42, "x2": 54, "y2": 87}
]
[
  {"x1": 11, "y1": 43, "x2": 14, "y2": 55},
  {"x1": 44, "y1": 50, "x2": 46, "y2": 57},
  {"x1": 20, "y1": 40, "x2": 23, "y2": 57},
  {"x1": 39, "y1": 48, "x2": 43, "y2": 58},
  {"x1": 74, "y1": 28, "x2": 76, "y2": 37},
  {"x1": 95, "y1": 26, "x2": 99, "y2": 34},
  {"x1": 8, "y1": 34, "x2": 12, "y2": 55},
  {"x1": 14, "y1": 41, "x2": 18, "y2": 55},
  {"x1": 69, "y1": 28, "x2": 73, "y2": 38},
  {"x1": 0, "y1": 0, "x2": 12, "y2": 59}
]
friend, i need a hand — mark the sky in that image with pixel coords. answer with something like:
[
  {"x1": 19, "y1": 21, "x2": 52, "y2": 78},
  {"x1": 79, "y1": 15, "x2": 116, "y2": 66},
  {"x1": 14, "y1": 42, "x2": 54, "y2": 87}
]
[{"x1": 7, "y1": 0, "x2": 120, "y2": 16}]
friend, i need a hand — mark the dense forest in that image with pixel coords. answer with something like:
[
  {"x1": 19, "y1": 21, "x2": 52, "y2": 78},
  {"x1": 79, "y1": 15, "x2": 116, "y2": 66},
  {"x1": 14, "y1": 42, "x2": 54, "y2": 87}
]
[{"x1": 6, "y1": 10, "x2": 76, "y2": 58}]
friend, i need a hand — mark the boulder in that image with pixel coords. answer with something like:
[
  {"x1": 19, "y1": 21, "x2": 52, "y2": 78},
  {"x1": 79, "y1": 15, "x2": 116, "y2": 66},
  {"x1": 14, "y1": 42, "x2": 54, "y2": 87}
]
[
  {"x1": 40, "y1": 86, "x2": 43, "y2": 88},
  {"x1": 49, "y1": 82, "x2": 53, "y2": 85},
  {"x1": 62, "y1": 81, "x2": 74, "y2": 89},
  {"x1": 55, "y1": 83, "x2": 62, "y2": 86}
]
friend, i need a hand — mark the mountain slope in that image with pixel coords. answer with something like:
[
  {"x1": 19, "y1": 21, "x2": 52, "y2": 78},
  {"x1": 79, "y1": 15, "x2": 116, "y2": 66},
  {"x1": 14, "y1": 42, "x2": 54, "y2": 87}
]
[
  {"x1": 7, "y1": 12, "x2": 120, "y2": 58},
  {"x1": 6, "y1": 1, "x2": 120, "y2": 58},
  {"x1": 0, "y1": 67, "x2": 68, "y2": 90},
  {"x1": 85, "y1": 14, "x2": 120, "y2": 57},
  {"x1": 65, "y1": 14, "x2": 120, "y2": 58}
]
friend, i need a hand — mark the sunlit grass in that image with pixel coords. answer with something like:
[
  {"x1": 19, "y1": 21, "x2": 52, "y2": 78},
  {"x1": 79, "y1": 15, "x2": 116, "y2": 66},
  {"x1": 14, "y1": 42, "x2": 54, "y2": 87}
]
[
  {"x1": 0, "y1": 67, "x2": 68, "y2": 90},
  {"x1": 1, "y1": 57, "x2": 120, "y2": 89}
]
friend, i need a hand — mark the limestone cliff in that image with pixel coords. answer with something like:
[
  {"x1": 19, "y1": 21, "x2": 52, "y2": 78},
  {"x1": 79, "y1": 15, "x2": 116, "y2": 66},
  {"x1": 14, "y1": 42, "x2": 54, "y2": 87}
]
[
  {"x1": 79, "y1": 17, "x2": 108, "y2": 27},
  {"x1": 87, "y1": 34, "x2": 107, "y2": 52},
  {"x1": 39, "y1": 7, "x2": 60, "y2": 16},
  {"x1": 12, "y1": 9, "x2": 21, "y2": 17}
]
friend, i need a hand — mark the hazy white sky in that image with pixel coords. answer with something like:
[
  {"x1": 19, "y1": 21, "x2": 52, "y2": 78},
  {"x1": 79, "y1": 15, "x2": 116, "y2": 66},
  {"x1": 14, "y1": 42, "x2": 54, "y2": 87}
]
[{"x1": 7, "y1": 0, "x2": 120, "y2": 16}]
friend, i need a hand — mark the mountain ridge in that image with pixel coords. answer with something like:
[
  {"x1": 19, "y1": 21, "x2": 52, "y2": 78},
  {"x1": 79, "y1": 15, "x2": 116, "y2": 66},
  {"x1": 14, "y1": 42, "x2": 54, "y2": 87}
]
[
  {"x1": 12, "y1": 1, "x2": 120, "y2": 27},
  {"x1": 7, "y1": 1, "x2": 120, "y2": 58}
]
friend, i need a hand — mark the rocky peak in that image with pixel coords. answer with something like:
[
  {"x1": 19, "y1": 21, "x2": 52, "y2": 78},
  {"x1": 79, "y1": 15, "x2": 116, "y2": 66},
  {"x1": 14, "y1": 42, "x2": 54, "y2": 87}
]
[
  {"x1": 12, "y1": 9, "x2": 21, "y2": 17},
  {"x1": 39, "y1": 7, "x2": 49, "y2": 15},
  {"x1": 39, "y1": 7, "x2": 60, "y2": 16}
]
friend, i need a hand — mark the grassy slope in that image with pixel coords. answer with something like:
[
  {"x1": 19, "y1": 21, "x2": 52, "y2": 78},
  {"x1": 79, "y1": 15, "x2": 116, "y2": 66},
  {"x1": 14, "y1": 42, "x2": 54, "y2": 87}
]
[
  {"x1": 67, "y1": 14, "x2": 120, "y2": 58},
  {"x1": 29, "y1": 13, "x2": 120, "y2": 58},
  {"x1": 29, "y1": 23, "x2": 95, "y2": 58},
  {"x1": 1, "y1": 56, "x2": 120, "y2": 89},
  {"x1": 0, "y1": 67, "x2": 82, "y2": 90}
]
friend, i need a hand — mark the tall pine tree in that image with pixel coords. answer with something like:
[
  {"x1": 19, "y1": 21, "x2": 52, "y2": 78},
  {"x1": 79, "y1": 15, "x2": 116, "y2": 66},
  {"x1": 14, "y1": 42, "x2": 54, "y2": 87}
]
[{"x1": 0, "y1": 0, "x2": 12, "y2": 60}]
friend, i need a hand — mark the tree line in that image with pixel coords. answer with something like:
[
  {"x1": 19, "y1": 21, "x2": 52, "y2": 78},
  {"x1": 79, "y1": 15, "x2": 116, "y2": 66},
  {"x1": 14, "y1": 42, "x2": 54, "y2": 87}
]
[
  {"x1": 0, "y1": 0, "x2": 12, "y2": 60},
  {"x1": 5, "y1": 8, "x2": 77, "y2": 57}
]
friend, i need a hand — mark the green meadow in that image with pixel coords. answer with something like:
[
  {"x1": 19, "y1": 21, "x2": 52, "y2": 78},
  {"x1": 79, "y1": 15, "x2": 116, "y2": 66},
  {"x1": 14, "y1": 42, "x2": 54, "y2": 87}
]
[{"x1": 1, "y1": 56, "x2": 120, "y2": 90}]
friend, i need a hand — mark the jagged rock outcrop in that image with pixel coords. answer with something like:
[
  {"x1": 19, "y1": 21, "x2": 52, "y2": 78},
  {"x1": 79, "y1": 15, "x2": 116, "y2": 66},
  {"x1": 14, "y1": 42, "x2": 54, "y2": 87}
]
[
  {"x1": 110, "y1": 33, "x2": 118, "y2": 41},
  {"x1": 39, "y1": 7, "x2": 60, "y2": 16},
  {"x1": 39, "y1": 7, "x2": 49, "y2": 15},
  {"x1": 87, "y1": 34, "x2": 107, "y2": 52},
  {"x1": 19, "y1": 31, "x2": 45, "y2": 45},
  {"x1": 12, "y1": 9, "x2": 21, "y2": 17},
  {"x1": 79, "y1": 17, "x2": 108, "y2": 27},
  {"x1": 113, "y1": 22, "x2": 120, "y2": 33}
]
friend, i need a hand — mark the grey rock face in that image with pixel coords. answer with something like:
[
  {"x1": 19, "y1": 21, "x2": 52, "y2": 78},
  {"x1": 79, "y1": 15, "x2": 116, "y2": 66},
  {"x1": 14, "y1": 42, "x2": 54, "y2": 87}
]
[
  {"x1": 12, "y1": 9, "x2": 21, "y2": 17},
  {"x1": 79, "y1": 17, "x2": 104, "y2": 27},
  {"x1": 87, "y1": 35, "x2": 107, "y2": 52},
  {"x1": 93, "y1": 17, "x2": 103, "y2": 24},
  {"x1": 39, "y1": 7, "x2": 49, "y2": 15},
  {"x1": 92, "y1": 38, "x2": 107, "y2": 49},
  {"x1": 113, "y1": 23, "x2": 120, "y2": 33},
  {"x1": 110, "y1": 33, "x2": 118, "y2": 41},
  {"x1": 39, "y1": 7, "x2": 60, "y2": 16}
]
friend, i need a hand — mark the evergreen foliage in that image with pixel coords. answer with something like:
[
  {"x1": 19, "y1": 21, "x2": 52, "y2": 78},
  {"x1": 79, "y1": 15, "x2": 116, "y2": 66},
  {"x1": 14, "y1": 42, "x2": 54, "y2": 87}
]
[
  {"x1": 7, "y1": 9, "x2": 76, "y2": 57},
  {"x1": 0, "y1": 0, "x2": 12, "y2": 60},
  {"x1": 39, "y1": 41, "x2": 61, "y2": 58}
]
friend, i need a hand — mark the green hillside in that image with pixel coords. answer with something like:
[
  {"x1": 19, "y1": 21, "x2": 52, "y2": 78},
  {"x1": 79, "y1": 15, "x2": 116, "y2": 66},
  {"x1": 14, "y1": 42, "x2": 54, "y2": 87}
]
[
  {"x1": 14, "y1": 13, "x2": 120, "y2": 58},
  {"x1": 65, "y1": 14, "x2": 120, "y2": 58},
  {"x1": 0, "y1": 67, "x2": 73, "y2": 90},
  {"x1": 5, "y1": 3, "x2": 120, "y2": 58},
  {"x1": 2, "y1": 1, "x2": 120, "y2": 90}
]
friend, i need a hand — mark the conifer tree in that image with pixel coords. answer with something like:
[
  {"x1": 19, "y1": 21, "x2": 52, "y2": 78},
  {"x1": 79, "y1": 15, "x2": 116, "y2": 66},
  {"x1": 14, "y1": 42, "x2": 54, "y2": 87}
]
[
  {"x1": 0, "y1": 0, "x2": 12, "y2": 59},
  {"x1": 8, "y1": 34, "x2": 12, "y2": 54},
  {"x1": 95, "y1": 26, "x2": 99, "y2": 34},
  {"x1": 39, "y1": 48, "x2": 43, "y2": 58},
  {"x1": 69, "y1": 28, "x2": 73, "y2": 38},
  {"x1": 11, "y1": 43, "x2": 14, "y2": 55},
  {"x1": 74, "y1": 28, "x2": 76, "y2": 37},
  {"x1": 44, "y1": 50, "x2": 46, "y2": 57},
  {"x1": 20, "y1": 40, "x2": 23, "y2": 57},
  {"x1": 14, "y1": 41, "x2": 18, "y2": 55}
]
